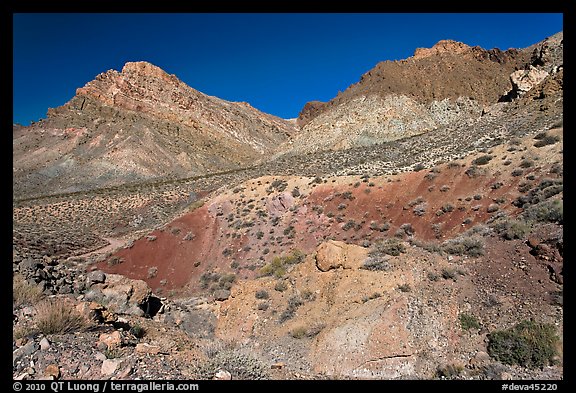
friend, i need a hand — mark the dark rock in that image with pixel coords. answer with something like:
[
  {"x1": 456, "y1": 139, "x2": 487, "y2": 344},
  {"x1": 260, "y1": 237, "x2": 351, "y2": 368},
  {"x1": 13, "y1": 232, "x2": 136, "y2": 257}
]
[
  {"x1": 13, "y1": 341, "x2": 39, "y2": 366},
  {"x1": 86, "y1": 270, "x2": 106, "y2": 286}
]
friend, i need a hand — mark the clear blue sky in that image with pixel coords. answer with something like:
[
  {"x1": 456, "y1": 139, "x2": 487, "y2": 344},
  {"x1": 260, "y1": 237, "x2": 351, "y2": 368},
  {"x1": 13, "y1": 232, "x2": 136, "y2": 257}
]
[{"x1": 13, "y1": 13, "x2": 563, "y2": 125}]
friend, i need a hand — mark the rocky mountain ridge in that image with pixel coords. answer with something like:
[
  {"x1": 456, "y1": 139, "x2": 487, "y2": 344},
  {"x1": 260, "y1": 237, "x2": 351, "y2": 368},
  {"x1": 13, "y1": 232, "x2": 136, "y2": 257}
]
[{"x1": 13, "y1": 62, "x2": 297, "y2": 199}]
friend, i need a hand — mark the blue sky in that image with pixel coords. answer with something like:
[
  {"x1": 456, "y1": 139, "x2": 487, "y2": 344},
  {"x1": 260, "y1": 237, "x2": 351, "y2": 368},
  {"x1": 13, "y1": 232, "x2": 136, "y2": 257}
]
[{"x1": 13, "y1": 13, "x2": 563, "y2": 125}]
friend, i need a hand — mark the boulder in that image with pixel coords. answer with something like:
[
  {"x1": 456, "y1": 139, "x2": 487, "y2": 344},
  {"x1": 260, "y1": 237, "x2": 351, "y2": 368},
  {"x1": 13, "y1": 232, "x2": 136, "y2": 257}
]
[
  {"x1": 98, "y1": 331, "x2": 122, "y2": 349},
  {"x1": 91, "y1": 274, "x2": 151, "y2": 315},
  {"x1": 101, "y1": 359, "x2": 122, "y2": 376},
  {"x1": 213, "y1": 369, "x2": 232, "y2": 380},
  {"x1": 315, "y1": 240, "x2": 367, "y2": 272},
  {"x1": 86, "y1": 270, "x2": 106, "y2": 286},
  {"x1": 510, "y1": 66, "x2": 549, "y2": 95}
]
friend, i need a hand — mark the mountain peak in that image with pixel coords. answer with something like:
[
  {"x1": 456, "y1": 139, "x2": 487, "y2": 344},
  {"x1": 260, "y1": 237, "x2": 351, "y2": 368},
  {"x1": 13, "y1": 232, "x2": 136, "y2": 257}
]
[
  {"x1": 412, "y1": 39, "x2": 472, "y2": 59},
  {"x1": 121, "y1": 61, "x2": 173, "y2": 80}
]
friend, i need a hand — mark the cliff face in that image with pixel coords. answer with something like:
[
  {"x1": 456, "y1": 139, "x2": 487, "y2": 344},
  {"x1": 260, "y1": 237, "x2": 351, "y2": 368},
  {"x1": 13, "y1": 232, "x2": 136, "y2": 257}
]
[{"x1": 13, "y1": 61, "x2": 297, "y2": 199}]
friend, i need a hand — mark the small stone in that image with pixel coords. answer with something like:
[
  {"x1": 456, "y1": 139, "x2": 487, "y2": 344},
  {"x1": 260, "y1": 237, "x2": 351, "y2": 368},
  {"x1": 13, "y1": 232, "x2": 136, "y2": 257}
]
[
  {"x1": 39, "y1": 337, "x2": 51, "y2": 351},
  {"x1": 95, "y1": 352, "x2": 107, "y2": 362},
  {"x1": 117, "y1": 364, "x2": 133, "y2": 378},
  {"x1": 99, "y1": 331, "x2": 122, "y2": 349},
  {"x1": 101, "y1": 359, "x2": 122, "y2": 376},
  {"x1": 26, "y1": 367, "x2": 35, "y2": 375},
  {"x1": 13, "y1": 341, "x2": 39, "y2": 366},
  {"x1": 14, "y1": 372, "x2": 29, "y2": 380},
  {"x1": 527, "y1": 237, "x2": 540, "y2": 248},
  {"x1": 271, "y1": 362, "x2": 286, "y2": 369},
  {"x1": 213, "y1": 369, "x2": 232, "y2": 380},
  {"x1": 45, "y1": 364, "x2": 60, "y2": 379}
]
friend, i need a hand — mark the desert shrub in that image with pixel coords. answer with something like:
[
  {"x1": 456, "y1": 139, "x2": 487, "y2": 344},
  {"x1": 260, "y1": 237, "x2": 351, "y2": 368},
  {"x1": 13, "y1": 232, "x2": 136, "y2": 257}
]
[
  {"x1": 520, "y1": 159, "x2": 534, "y2": 168},
  {"x1": 413, "y1": 202, "x2": 427, "y2": 216},
  {"x1": 441, "y1": 236, "x2": 484, "y2": 257},
  {"x1": 521, "y1": 199, "x2": 563, "y2": 224},
  {"x1": 255, "y1": 290, "x2": 269, "y2": 299},
  {"x1": 370, "y1": 238, "x2": 406, "y2": 257},
  {"x1": 436, "y1": 364, "x2": 464, "y2": 379},
  {"x1": 465, "y1": 165, "x2": 484, "y2": 178},
  {"x1": 301, "y1": 289, "x2": 316, "y2": 302},
  {"x1": 147, "y1": 266, "x2": 158, "y2": 279},
  {"x1": 107, "y1": 256, "x2": 124, "y2": 266},
  {"x1": 260, "y1": 250, "x2": 305, "y2": 278},
  {"x1": 257, "y1": 302, "x2": 269, "y2": 311},
  {"x1": 473, "y1": 155, "x2": 493, "y2": 166},
  {"x1": 270, "y1": 179, "x2": 288, "y2": 192},
  {"x1": 342, "y1": 220, "x2": 356, "y2": 231},
  {"x1": 459, "y1": 313, "x2": 481, "y2": 330},
  {"x1": 511, "y1": 169, "x2": 524, "y2": 177},
  {"x1": 534, "y1": 135, "x2": 560, "y2": 148},
  {"x1": 361, "y1": 257, "x2": 391, "y2": 271},
  {"x1": 278, "y1": 295, "x2": 303, "y2": 323},
  {"x1": 341, "y1": 191, "x2": 355, "y2": 200},
  {"x1": 218, "y1": 273, "x2": 236, "y2": 290},
  {"x1": 13, "y1": 274, "x2": 43, "y2": 307},
  {"x1": 409, "y1": 239, "x2": 442, "y2": 254},
  {"x1": 487, "y1": 320, "x2": 560, "y2": 368},
  {"x1": 437, "y1": 204, "x2": 452, "y2": 214},
  {"x1": 397, "y1": 284, "x2": 411, "y2": 293},
  {"x1": 35, "y1": 298, "x2": 89, "y2": 334},
  {"x1": 129, "y1": 323, "x2": 146, "y2": 339},
  {"x1": 414, "y1": 163, "x2": 426, "y2": 171},
  {"x1": 441, "y1": 268, "x2": 458, "y2": 280},
  {"x1": 199, "y1": 271, "x2": 221, "y2": 289},
  {"x1": 291, "y1": 326, "x2": 308, "y2": 339},
  {"x1": 274, "y1": 280, "x2": 288, "y2": 292},
  {"x1": 399, "y1": 223, "x2": 415, "y2": 236},
  {"x1": 291, "y1": 188, "x2": 300, "y2": 197},
  {"x1": 362, "y1": 292, "x2": 382, "y2": 303},
  {"x1": 193, "y1": 349, "x2": 269, "y2": 379},
  {"x1": 490, "y1": 218, "x2": 531, "y2": 240}
]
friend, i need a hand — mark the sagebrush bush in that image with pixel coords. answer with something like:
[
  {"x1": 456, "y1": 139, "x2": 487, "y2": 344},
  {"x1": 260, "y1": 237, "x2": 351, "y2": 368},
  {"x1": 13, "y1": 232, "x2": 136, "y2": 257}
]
[
  {"x1": 473, "y1": 155, "x2": 493, "y2": 166},
  {"x1": 490, "y1": 218, "x2": 531, "y2": 240},
  {"x1": 521, "y1": 199, "x2": 563, "y2": 224},
  {"x1": 260, "y1": 250, "x2": 305, "y2": 278},
  {"x1": 441, "y1": 236, "x2": 484, "y2": 257},
  {"x1": 459, "y1": 313, "x2": 481, "y2": 330},
  {"x1": 534, "y1": 135, "x2": 560, "y2": 148},
  {"x1": 369, "y1": 238, "x2": 406, "y2": 257},
  {"x1": 193, "y1": 349, "x2": 269, "y2": 379},
  {"x1": 487, "y1": 320, "x2": 560, "y2": 368},
  {"x1": 13, "y1": 274, "x2": 43, "y2": 307},
  {"x1": 35, "y1": 298, "x2": 89, "y2": 334}
]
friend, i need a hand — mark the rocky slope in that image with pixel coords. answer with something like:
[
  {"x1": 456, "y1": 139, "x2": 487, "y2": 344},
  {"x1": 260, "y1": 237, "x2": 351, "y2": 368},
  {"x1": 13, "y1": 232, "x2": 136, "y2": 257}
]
[
  {"x1": 13, "y1": 126, "x2": 563, "y2": 380},
  {"x1": 13, "y1": 32, "x2": 563, "y2": 381},
  {"x1": 285, "y1": 32, "x2": 562, "y2": 156},
  {"x1": 13, "y1": 61, "x2": 297, "y2": 199}
]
